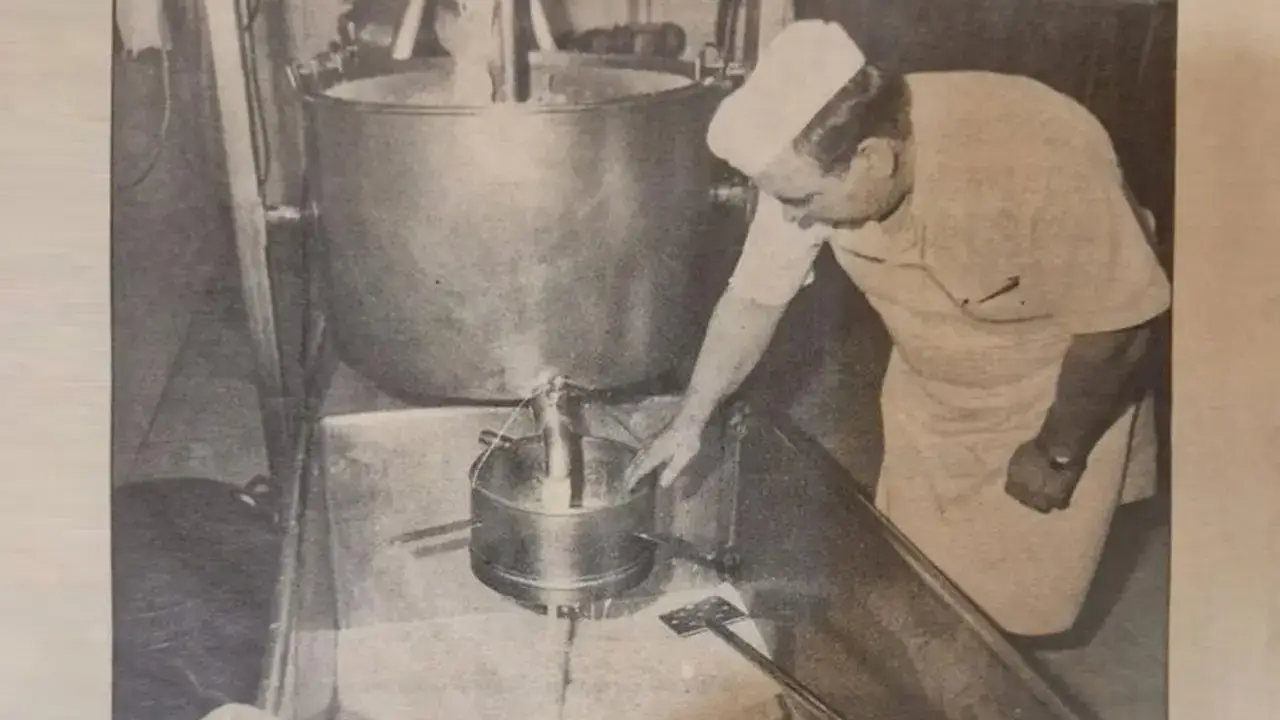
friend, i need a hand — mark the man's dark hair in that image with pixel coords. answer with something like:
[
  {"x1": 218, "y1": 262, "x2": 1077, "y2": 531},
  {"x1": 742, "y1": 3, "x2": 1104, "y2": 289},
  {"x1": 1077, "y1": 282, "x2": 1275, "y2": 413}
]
[{"x1": 792, "y1": 64, "x2": 912, "y2": 175}]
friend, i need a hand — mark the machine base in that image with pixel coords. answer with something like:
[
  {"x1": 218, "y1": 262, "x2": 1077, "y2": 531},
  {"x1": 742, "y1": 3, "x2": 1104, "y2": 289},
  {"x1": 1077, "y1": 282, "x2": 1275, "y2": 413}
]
[
  {"x1": 260, "y1": 398, "x2": 1086, "y2": 720},
  {"x1": 470, "y1": 550, "x2": 659, "y2": 617}
]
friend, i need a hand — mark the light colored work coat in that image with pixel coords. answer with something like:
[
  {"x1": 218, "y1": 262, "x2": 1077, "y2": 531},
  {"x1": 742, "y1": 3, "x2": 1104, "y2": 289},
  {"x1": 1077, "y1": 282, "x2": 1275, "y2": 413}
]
[{"x1": 726, "y1": 71, "x2": 1171, "y2": 635}]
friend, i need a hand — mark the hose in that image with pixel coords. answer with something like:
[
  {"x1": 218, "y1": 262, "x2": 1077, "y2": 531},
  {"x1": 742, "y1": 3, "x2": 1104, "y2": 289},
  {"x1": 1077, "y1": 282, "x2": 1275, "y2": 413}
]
[
  {"x1": 114, "y1": 0, "x2": 270, "y2": 194},
  {"x1": 239, "y1": 0, "x2": 271, "y2": 193},
  {"x1": 114, "y1": 48, "x2": 172, "y2": 193}
]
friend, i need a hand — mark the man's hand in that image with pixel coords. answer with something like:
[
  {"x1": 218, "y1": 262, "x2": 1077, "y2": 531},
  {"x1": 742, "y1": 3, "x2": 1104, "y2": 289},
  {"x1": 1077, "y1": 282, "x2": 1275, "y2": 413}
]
[
  {"x1": 1004, "y1": 440, "x2": 1087, "y2": 513},
  {"x1": 624, "y1": 416, "x2": 706, "y2": 490}
]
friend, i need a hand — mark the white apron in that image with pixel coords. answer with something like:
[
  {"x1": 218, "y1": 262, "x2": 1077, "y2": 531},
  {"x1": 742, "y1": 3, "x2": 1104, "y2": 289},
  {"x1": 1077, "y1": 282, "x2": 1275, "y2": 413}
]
[{"x1": 836, "y1": 225, "x2": 1159, "y2": 637}]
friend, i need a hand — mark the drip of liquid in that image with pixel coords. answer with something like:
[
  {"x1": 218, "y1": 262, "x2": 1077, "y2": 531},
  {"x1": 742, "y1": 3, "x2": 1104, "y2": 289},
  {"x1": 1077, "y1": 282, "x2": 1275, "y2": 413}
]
[
  {"x1": 526, "y1": 454, "x2": 624, "y2": 511},
  {"x1": 436, "y1": 0, "x2": 501, "y2": 103},
  {"x1": 451, "y1": 61, "x2": 496, "y2": 104},
  {"x1": 537, "y1": 473, "x2": 574, "y2": 509}
]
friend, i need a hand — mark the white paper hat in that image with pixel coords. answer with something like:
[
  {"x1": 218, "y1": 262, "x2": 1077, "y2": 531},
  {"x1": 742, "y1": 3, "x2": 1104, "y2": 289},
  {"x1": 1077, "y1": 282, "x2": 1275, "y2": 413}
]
[{"x1": 707, "y1": 20, "x2": 866, "y2": 177}]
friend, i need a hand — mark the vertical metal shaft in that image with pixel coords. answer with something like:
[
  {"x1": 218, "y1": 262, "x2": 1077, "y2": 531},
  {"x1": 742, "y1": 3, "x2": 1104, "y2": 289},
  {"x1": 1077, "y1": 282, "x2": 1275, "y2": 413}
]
[
  {"x1": 391, "y1": 0, "x2": 428, "y2": 60},
  {"x1": 721, "y1": 405, "x2": 748, "y2": 550},
  {"x1": 741, "y1": 0, "x2": 763, "y2": 66},
  {"x1": 499, "y1": 0, "x2": 523, "y2": 101},
  {"x1": 531, "y1": 379, "x2": 586, "y2": 508},
  {"x1": 204, "y1": 0, "x2": 291, "y2": 482}
]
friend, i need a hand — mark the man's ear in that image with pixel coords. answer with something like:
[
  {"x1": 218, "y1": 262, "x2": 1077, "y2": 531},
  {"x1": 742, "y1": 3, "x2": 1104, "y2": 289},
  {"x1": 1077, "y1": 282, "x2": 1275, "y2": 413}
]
[{"x1": 856, "y1": 137, "x2": 898, "y2": 180}]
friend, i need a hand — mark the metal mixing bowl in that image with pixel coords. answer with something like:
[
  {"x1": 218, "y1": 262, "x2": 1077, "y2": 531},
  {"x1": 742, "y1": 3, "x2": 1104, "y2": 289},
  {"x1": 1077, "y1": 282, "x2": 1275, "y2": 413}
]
[{"x1": 468, "y1": 433, "x2": 660, "y2": 609}]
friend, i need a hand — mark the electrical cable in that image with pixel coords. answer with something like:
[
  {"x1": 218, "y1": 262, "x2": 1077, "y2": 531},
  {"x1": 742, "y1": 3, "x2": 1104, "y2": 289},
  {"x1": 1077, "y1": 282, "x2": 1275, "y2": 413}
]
[
  {"x1": 239, "y1": 0, "x2": 272, "y2": 193},
  {"x1": 241, "y1": 0, "x2": 262, "y2": 31},
  {"x1": 114, "y1": 0, "x2": 270, "y2": 194},
  {"x1": 114, "y1": 48, "x2": 172, "y2": 193}
]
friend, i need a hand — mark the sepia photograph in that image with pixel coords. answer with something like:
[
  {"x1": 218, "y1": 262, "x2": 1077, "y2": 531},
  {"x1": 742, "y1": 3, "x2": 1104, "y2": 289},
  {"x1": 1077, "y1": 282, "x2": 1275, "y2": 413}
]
[{"x1": 108, "y1": 0, "x2": 1180, "y2": 719}]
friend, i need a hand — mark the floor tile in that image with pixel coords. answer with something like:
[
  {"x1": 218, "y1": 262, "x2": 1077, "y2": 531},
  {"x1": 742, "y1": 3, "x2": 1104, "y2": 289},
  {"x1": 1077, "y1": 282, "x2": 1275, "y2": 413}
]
[
  {"x1": 130, "y1": 428, "x2": 269, "y2": 486},
  {"x1": 172, "y1": 312, "x2": 260, "y2": 384},
  {"x1": 1032, "y1": 521, "x2": 1168, "y2": 718},
  {"x1": 145, "y1": 375, "x2": 264, "y2": 444}
]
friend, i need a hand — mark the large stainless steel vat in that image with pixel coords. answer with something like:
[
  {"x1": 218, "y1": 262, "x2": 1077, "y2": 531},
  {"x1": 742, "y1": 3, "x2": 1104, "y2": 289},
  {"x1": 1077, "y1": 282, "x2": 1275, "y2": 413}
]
[{"x1": 298, "y1": 52, "x2": 730, "y2": 402}]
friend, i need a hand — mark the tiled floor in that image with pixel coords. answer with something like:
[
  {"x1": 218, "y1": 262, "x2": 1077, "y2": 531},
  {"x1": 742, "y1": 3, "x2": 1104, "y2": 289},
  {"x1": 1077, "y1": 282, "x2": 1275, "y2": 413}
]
[
  {"x1": 117, "y1": 264, "x2": 1168, "y2": 720},
  {"x1": 119, "y1": 281, "x2": 270, "y2": 485}
]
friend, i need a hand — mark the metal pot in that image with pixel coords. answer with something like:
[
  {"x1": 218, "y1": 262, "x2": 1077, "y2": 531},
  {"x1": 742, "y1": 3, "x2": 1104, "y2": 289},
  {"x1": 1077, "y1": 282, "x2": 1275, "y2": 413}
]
[
  {"x1": 468, "y1": 432, "x2": 658, "y2": 609},
  {"x1": 298, "y1": 52, "x2": 731, "y2": 402}
]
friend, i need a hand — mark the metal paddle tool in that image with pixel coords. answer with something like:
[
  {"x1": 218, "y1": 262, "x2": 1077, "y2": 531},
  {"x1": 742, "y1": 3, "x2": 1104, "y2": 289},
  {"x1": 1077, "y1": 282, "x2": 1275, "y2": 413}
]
[{"x1": 658, "y1": 595, "x2": 849, "y2": 720}]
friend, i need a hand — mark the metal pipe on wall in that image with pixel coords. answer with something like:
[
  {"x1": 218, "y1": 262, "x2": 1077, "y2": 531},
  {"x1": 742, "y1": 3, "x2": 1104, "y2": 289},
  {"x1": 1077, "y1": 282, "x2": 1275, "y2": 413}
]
[
  {"x1": 529, "y1": 0, "x2": 559, "y2": 50},
  {"x1": 391, "y1": 0, "x2": 429, "y2": 60},
  {"x1": 500, "y1": 0, "x2": 521, "y2": 101},
  {"x1": 756, "y1": 0, "x2": 795, "y2": 49},
  {"x1": 202, "y1": 0, "x2": 292, "y2": 481}
]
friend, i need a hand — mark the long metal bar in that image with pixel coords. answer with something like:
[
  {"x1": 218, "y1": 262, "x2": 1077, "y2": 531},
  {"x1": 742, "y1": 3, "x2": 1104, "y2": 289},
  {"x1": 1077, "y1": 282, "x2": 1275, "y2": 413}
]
[
  {"x1": 705, "y1": 619, "x2": 848, "y2": 720},
  {"x1": 391, "y1": 0, "x2": 429, "y2": 61},
  {"x1": 762, "y1": 413, "x2": 1086, "y2": 720},
  {"x1": 500, "y1": 0, "x2": 521, "y2": 101},
  {"x1": 721, "y1": 403, "x2": 749, "y2": 550},
  {"x1": 741, "y1": 0, "x2": 763, "y2": 66},
  {"x1": 203, "y1": 0, "x2": 291, "y2": 479},
  {"x1": 253, "y1": 257, "x2": 332, "y2": 717},
  {"x1": 254, "y1": 393, "x2": 313, "y2": 717}
]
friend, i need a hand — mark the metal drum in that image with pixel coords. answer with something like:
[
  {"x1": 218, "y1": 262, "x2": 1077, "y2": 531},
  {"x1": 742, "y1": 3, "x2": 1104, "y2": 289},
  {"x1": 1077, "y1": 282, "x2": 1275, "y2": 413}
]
[
  {"x1": 468, "y1": 432, "x2": 658, "y2": 609},
  {"x1": 299, "y1": 52, "x2": 729, "y2": 402}
]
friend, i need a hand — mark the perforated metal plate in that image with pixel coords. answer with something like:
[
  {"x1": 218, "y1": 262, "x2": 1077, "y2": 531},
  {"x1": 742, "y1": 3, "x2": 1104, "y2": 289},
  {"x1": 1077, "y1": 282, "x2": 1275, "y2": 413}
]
[{"x1": 658, "y1": 594, "x2": 749, "y2": 637}]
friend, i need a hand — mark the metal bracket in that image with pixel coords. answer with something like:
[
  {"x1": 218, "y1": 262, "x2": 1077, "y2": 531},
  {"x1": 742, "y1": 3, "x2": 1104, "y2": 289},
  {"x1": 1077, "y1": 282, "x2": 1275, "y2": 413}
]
[
  {"x1": 710, "y1": 179, "x2": 756, "y2": 209},
  {"x1": 286, "y1": 42, "x2": 359, "y2": 95},
  {"x1": 696, "y1": 43, "x2": 751, "y2": 86},
  {"x1": 264, "y1": 203, "x2": 317, "y2": 227},
  {"x1": 635, "y1": 532, "x2": 743, "y2": 582}
]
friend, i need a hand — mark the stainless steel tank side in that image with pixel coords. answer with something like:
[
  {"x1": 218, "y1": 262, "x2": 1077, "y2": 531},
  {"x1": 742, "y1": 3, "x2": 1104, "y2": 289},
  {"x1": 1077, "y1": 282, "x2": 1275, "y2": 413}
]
[
  {"x1": 468, "y1": 433, "x2": 659, "y2": 609},
  {"x1": 300, "y1": 54, "x2": 731, "y2": 402}
]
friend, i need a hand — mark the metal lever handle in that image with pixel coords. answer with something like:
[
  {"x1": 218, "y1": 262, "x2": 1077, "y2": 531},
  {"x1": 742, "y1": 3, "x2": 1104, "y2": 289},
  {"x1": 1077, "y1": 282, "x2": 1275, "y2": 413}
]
[
  {"x1": 704, "y1": 620, "x2": 848, "y2": 720},
  {"x1": 391, "y1": 0, "x2": 429, "y2": 60},
  {"x1": 634, "y1": 532, "x2": 742, "y2": 581},
  {"x1": 478, "y1": 429, "x2": 516, "y2": 448}
]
